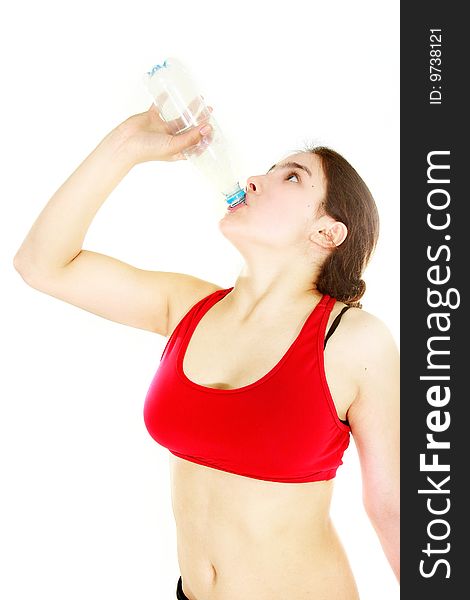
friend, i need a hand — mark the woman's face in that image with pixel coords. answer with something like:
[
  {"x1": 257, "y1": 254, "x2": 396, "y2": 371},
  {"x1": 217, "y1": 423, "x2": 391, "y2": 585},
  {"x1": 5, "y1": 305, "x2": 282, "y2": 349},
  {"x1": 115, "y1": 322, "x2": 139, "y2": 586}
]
[{"x1": 220, "y1": 152, "x2": 328, "y2": 252}]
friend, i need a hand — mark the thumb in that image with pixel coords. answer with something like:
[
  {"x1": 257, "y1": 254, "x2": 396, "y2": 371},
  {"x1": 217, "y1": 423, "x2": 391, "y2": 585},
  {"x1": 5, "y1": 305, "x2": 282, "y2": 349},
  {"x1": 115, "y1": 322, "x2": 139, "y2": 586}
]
[{"x1": 169, "y1": 123, "x2": 212, "y2": 153}]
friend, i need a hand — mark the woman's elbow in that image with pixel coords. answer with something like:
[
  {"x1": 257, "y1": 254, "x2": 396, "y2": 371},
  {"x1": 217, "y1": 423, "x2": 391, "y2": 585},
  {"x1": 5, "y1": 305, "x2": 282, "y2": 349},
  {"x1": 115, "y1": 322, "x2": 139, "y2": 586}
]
[
  {"x1": 364, "y1": 495, "x2": 400, "y2": 526},
  {"x1": 363, "y1": 488, "x2": 400, "y2": 521}
]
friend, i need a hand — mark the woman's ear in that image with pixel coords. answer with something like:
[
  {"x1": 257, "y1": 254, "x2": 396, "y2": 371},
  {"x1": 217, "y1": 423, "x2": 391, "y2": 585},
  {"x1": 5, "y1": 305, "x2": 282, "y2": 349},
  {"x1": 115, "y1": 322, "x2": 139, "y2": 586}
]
[{"x1": 311, "y1": 221, "x2": 348, "y2": 248}]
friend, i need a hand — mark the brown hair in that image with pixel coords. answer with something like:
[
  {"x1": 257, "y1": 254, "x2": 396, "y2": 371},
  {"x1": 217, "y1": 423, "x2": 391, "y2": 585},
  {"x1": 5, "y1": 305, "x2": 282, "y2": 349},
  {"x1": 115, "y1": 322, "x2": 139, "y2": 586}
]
[{"x1": 302, "y1": 145, "x2": 380, "y2": 309}]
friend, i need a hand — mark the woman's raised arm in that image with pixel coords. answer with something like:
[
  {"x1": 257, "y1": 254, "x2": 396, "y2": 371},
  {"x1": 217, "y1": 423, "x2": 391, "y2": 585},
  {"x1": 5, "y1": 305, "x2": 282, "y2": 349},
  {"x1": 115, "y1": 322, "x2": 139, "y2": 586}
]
[{"x1": 13, "y1": 105, "x2": 218, "y2": 336}]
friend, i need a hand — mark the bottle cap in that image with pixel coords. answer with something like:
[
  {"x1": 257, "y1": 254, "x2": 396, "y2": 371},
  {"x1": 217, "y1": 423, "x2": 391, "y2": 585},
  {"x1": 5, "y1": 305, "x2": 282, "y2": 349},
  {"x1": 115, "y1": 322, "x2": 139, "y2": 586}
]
[{"x1": 225, "y1": 185, "x2": 246, "y2": 207}]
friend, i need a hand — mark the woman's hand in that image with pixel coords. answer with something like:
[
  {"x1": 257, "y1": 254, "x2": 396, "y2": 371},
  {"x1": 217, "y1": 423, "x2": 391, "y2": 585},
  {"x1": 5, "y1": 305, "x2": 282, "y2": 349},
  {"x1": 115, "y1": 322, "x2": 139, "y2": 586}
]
[{"x1": 118, "y1": 101, "x2": 213, "y2": 165}]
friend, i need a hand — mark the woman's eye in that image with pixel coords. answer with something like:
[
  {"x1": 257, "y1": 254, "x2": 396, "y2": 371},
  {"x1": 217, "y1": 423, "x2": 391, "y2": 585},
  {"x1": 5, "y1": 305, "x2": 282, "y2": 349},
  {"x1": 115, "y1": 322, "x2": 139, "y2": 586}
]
[{"x1": 286, "y1": 172, "x2": 299, "y2": 182}]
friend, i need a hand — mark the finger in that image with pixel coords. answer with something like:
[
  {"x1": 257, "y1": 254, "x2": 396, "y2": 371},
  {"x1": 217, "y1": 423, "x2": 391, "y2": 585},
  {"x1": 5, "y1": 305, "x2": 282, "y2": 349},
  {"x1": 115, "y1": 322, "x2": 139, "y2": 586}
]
[
  {"x1": 168, "y1": 124, "x2": 207, "y2": 155},
  {"x1": 201, "y1": 96, "x2": 214, "y2": 113},
  {"x1": 148, "y1": 99, "x2": 162, "y2": 114}
]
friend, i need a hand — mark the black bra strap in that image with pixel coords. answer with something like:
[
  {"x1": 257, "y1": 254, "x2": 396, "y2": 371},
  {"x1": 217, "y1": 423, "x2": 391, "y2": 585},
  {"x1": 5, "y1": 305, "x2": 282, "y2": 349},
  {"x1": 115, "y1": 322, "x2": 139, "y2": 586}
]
[
  {"x1": 324, "y1": 305, "x2": 352, "y2": 427},
  {"x1": 324, "y1": 306, "x2": 351, "y2": 349}
]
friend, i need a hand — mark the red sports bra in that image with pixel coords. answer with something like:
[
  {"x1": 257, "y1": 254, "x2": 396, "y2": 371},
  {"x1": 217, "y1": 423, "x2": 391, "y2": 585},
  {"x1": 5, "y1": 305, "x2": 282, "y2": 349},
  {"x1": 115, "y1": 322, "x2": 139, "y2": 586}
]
[{"x1": 143, "y1": 287, "x2": 351, "y2": 483}]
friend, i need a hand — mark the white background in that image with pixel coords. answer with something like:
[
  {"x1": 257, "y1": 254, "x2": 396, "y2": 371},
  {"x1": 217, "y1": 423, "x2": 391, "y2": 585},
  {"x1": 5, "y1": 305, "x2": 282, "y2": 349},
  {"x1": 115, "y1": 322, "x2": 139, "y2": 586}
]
[{"x1": 2, "y1": 1, "x2": 399, "y2": 599}]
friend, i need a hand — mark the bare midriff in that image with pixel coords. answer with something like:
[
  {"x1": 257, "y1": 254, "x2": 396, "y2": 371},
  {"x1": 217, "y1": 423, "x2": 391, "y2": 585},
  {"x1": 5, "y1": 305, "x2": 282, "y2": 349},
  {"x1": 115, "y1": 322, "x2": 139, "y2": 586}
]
[{"x1": 170, "y1": 455, "x2": 360, "y2": 600}]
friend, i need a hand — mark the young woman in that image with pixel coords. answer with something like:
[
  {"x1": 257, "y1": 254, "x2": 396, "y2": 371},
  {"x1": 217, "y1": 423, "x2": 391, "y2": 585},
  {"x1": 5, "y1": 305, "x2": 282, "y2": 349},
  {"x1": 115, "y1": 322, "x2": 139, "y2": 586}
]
[{"x1": 14, "y1": 103, "x2": 400, "y2": 600}]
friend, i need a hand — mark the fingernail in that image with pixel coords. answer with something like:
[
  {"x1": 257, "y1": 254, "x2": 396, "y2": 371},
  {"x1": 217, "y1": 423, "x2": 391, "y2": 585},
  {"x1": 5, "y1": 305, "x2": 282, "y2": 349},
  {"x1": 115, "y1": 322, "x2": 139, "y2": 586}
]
[{"x1": 199, "y1": 124, "x2": 211, "y2": 135}]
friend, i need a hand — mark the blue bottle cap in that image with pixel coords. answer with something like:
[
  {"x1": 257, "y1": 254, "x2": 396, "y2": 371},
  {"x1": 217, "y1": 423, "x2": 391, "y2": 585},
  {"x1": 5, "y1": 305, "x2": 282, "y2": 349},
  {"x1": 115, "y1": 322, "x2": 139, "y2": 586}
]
[{"x1": 226, "y1": 187, "x2": 246, "y2": 206}]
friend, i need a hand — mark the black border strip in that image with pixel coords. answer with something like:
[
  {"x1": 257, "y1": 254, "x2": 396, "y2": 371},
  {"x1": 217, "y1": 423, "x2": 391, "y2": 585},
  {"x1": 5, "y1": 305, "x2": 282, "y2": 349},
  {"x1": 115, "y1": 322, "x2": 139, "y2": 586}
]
[{"x1": 401, "y1": 3, "x2": 467, "y2": 596}]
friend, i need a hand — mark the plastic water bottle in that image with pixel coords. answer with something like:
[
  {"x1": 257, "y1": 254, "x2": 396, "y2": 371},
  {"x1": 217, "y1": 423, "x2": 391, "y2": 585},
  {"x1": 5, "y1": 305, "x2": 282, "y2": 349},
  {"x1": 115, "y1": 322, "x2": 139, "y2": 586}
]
[{"x1": 143, "y1": 57, "x2": 246, "y2": 211}]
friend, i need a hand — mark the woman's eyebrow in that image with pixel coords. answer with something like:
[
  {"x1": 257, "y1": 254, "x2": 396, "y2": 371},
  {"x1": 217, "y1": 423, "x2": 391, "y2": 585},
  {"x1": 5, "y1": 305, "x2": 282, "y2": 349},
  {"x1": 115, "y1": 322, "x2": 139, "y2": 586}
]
[{"x1": 266, "y1": 161, "x2": 312, "y2": 177}]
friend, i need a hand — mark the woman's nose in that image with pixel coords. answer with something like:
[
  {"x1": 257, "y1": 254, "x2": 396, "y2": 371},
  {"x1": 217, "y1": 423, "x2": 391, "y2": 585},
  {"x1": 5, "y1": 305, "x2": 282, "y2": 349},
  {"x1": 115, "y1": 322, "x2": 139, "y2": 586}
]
[{"x1": 245, "y1": 178, "x2": 259, "y2": 193}]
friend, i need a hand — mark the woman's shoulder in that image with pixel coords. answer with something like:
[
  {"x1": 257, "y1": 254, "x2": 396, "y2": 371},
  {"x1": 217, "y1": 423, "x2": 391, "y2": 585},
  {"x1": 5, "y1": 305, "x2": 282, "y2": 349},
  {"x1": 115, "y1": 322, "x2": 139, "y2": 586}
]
[
  {"x1": 339, "y1": 302, "x2": 395, "y2": 338},
  {"x1": 337, "y1": 303, "x2": 399, "y2": 368}
]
